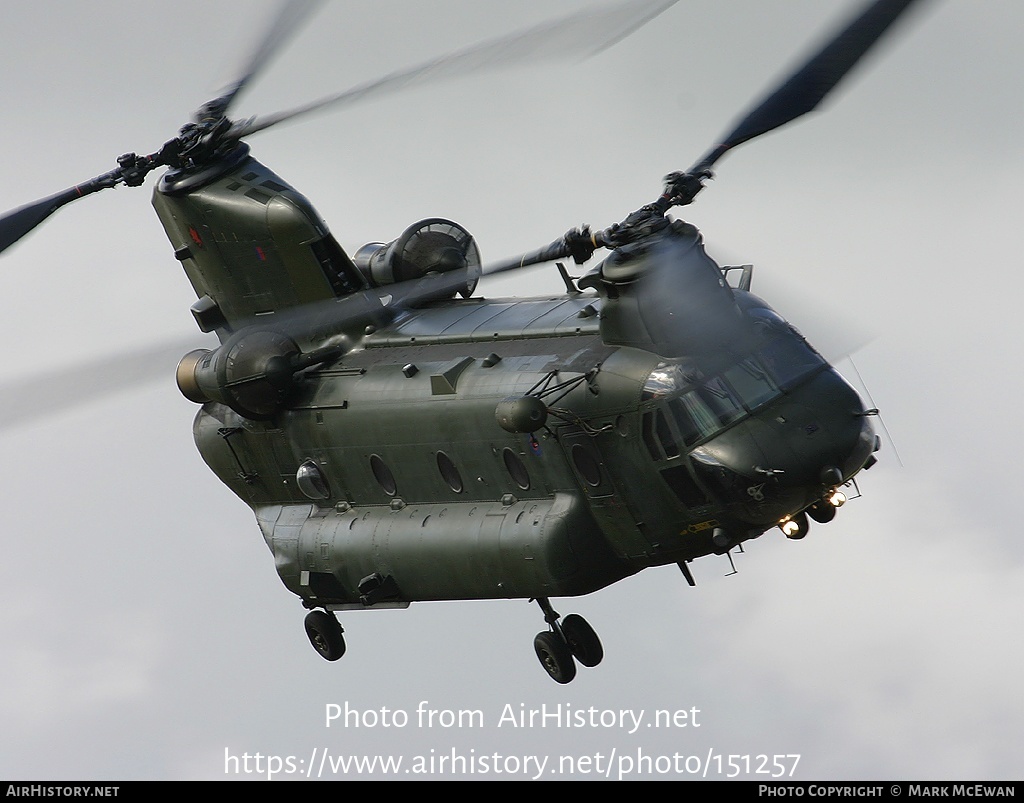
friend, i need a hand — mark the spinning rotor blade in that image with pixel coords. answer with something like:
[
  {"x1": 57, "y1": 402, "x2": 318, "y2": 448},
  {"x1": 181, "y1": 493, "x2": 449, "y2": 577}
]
[
  {"x1": 262, "y1": 267, "x2": 483, "y2": 345},
  {"x1": 228, "y1": 0, "x2": 678, "y2": 138},
  {"x1": 479, "y1": 239, "x2": 573, "y2": 278},
  {"x1": 456, "y1": 2, "x2": 937, "y2": 302},
  {"x1": 0, "y1": 259, "x2": 528, "y2": 434},
  {"x1": 0, "y1": 2, "x2": 327, "y2": 256},
  {"x1": 0, "y1": 170, "x2": 121, "y2": 256},
  {"x1": 238, "y1": 232, "x2": 557, "y2": 347},
  {"x1": 0, "y1": 0, "x2": 674, "y2": 257},
  {"x1": 691, "y1": 0, "x2": 927, "y2": 173},
  {"x1": 0, "y1": 337, "x2": 205, "y2": 433},
  {"x1": 206, "y1": 0, "x2": 325, "y2": 120}
]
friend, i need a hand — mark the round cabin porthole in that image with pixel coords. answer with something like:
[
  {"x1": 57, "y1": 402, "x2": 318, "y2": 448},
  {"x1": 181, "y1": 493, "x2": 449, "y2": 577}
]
[
  {"x1": 296, "y1": 460, "x2": 331, "y2": 500},
  {"x1": 369, "y1": 454, "x2": 397, "y2": 496},
  {"x1": 436, "y1": 451, "x2": 463, "y2": 493},
  {"x1": 571, "y1": 443, "x2": 603, "y2": 487},
  {"x1": 502, "y1": 448, "x2": 530, "y2": 491}
]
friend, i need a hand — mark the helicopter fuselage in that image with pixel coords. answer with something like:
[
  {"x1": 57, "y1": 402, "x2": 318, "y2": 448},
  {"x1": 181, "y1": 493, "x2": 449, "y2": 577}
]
[
  {"x1": 0, "y1": 0, "x2": 925, "y2": 683},
  {"x1": 154, "y1": 153, "x2": 877, "y2": 609}
]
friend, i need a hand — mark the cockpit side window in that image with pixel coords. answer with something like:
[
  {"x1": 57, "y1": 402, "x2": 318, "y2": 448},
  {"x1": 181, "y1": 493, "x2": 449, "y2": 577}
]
[
  {"x1": 668, "y1": 394, "x2": 713, "y2": 447},
  {"x1": 655, "y1": 409, "x2": 680, "y2": 458},
  {"x1": 698, "y1": 377, "x2": 744, "y2": 426},
  {"x1": 639, "y1": 324, "x2": 826, "y2": 459}
]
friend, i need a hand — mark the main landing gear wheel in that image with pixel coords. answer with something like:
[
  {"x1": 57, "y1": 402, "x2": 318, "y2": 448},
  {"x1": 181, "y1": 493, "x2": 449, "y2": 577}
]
[
  {"x1": 561, "y1": 613, "x2": 603, "y2": 667},
  {"x1": 531, "y1": 597, "x2": 603, "y2": 683},
  {"x1": 534, "y1": 631, "x2": 576, "y2": 684},
  {"x1": 304, "y1": 610, "x2": 346, "y2": 661}
]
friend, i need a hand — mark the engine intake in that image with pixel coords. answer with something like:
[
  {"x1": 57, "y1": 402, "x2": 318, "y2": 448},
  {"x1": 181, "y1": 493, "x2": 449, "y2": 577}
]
[
  {"x1": 353, "y1": 218, "x2": 480, "y2": 300},
  {"x1": 176, "y1": 330, "x2": 300, "y2": 420}
]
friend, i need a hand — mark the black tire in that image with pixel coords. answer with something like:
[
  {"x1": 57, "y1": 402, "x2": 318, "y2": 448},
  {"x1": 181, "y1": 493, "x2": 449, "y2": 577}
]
[
  {"x1": 304, "y1": 610, "x2": 346, "y2": 661},
  {"x1": 534, "y1": 631, "x2": 576, "y2": 684},
  {"x1": 561, "y1": 614, "x2": 603, "y2": 667}
]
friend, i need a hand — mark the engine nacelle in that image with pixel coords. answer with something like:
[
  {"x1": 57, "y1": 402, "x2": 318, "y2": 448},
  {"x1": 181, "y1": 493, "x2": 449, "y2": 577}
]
[
  {"x1": 352, "y1": 218, "x2": 480, "y2": 300},
  {"x1": 176, "y1": 330, "x2": 300, "y2": 420}
]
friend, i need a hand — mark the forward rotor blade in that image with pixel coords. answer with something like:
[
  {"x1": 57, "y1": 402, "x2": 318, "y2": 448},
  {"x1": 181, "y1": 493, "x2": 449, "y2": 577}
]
[
  {"x1": 692, "y1": 0, "x2": 927, "y2": 172},
  {"x1": 209, "y1": 0, "x2": 325, "y2": 119},
  {"x1": 0, "y1": 171, "x2": 119, "y2": 256},
  {"x1": 479, "y1": 239, "x2": 572, "y2": 278},
  {"x1": 268, "y1": 265, "x2": 489, "y2": 345},
  {"x1": 229, "y1": 0, "x2": 677, "y2": 138}
]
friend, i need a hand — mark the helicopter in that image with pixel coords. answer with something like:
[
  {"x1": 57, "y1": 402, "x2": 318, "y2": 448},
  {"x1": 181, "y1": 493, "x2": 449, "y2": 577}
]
[{"x1": 0, "y1": 0, "x2": 928, "y2": 685}]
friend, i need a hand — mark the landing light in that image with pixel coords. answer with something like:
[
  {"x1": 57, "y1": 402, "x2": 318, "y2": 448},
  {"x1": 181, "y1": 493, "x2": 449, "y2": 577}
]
[
  {"x1": 779, "y1": 511, "x2": 809, "y2": 540},
  {"x1": 828, "y1": 490, "x2": 847, "y2": 507}
]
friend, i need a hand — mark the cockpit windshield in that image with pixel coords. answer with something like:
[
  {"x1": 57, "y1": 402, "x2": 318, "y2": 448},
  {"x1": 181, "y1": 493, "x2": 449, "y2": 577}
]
[{"x1": 641, "y1": 313, "x2": 825, "y2": 455}]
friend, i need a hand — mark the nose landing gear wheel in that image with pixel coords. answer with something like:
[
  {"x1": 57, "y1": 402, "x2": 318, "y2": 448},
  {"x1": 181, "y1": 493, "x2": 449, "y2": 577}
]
[
  {"x1": 304, "y1": 610, "x2": 346, "y2": 661},
  {"x1": 534, "y1": 631, "x2": 576, "y2": 684},
  {"x1": 561, "y1": 614, "x2": 603, "y2": 667}
]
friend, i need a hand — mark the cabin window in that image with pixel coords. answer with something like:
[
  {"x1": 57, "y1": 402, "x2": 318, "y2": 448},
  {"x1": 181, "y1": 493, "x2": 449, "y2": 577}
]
[
  {"x1": 436, "y1": 451, "x2": 464, "y2": 493},
  {"x1": 296, "y1": 460, "x2": 330, "y2": 501},
  {"x1": 571, "y1": 444, "x2": 603, "y2": 487},
  {"x1": 369, "y1": 454, "x2": 397, "y2": 496},
  {"x1": 503, "y1": 448, "x2": 531, "y2": 490}
]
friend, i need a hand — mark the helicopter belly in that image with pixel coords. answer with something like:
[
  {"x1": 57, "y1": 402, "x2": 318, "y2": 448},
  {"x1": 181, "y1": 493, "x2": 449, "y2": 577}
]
[{"x1": 256, "y1": 493, "x2": 633, "y2": 605}]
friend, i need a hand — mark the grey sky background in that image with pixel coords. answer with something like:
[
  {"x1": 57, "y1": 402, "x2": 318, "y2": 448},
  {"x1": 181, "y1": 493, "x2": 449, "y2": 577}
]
[{"x1": 0, "y1": 0, "x2": 1021, "y2": 780}]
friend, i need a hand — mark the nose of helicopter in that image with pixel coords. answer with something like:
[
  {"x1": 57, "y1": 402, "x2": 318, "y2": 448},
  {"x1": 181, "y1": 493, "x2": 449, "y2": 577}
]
[
  {"x1": 747, "y1": 367, "x2": 877, "y2": 485},
  {"x1": 689, "y1": 367, "x2": 877, "y2": 526}
]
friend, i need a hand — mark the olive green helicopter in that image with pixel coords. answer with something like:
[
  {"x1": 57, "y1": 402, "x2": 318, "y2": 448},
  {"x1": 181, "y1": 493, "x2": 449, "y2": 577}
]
[{"x1": 0, "y1": 0, "x2": 926, "y2": 683}]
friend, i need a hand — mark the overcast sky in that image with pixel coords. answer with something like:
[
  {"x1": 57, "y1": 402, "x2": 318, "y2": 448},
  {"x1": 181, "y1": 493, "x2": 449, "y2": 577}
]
[{"x1": 1, "y1": 0, "x2": 1022, "y2": 781}]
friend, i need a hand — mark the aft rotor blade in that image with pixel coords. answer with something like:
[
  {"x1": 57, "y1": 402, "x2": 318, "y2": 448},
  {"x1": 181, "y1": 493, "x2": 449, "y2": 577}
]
[
  {"x1": 229, "y1": 0, "x2": 677, "y2": 138},
  {"x1": 0, "y1": 337, "x2": 204, "y2": 433},
  {"x1": 210, "y1": 0, "x2": 325, "y2": 119},
  {"x1": 692, "y1": 0, "x2": 927, "y2": 173},
  {"x1": 0, "y1": 171, "x2": 119, "y2": 256}
]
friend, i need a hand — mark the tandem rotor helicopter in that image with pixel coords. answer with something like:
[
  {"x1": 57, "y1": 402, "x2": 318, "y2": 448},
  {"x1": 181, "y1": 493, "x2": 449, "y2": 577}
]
[{"x1": 0, "y1": 0, "x2": 928, "y2": 683}]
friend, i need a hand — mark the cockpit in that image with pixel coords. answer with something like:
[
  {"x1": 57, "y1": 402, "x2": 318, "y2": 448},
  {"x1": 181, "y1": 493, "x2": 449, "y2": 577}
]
[
  {"x1": 632, "y1": 289, "x2": 877, "y2": 538},
  {"x1": 640, "y1": 303, "x2": 827, "y2": 460}
]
